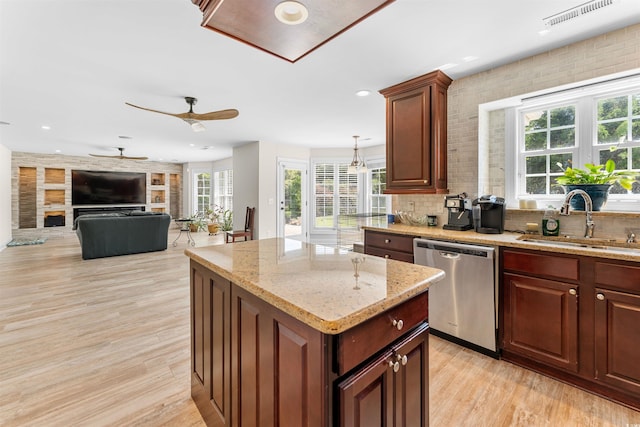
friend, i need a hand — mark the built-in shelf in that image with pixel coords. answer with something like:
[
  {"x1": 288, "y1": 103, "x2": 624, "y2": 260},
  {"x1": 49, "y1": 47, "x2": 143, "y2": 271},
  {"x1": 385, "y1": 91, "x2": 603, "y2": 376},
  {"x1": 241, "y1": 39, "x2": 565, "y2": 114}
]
[
  {"x1": 45, "y1": 168, "x2": 65, "y2": 185},
  {"x1": 44, "y1": 189, "x2": 65, "y2": 205},
  {"x1": 151, "y1": 173, "x2": 165, "y2": 186},
  {"x1": 44, "y1": 210, "x2": 66, "y2": 227}
]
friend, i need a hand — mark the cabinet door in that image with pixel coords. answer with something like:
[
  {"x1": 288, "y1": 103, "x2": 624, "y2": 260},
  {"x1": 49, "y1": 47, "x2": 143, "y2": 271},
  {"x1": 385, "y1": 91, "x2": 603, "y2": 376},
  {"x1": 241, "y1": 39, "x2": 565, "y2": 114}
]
[
  {"x1": 338, "y1": 350, "x2": 395, "y2": 427},
  {"x1": 231, "y1": 285, "x2": 326, "y2": 427},
  {"x1": 190, "y1": 262, "x2": 231, "y2": 426},
  {"x1": 502, "y1": 273, "x2": 579, "y2": 372},
  {"x1": 339, "y1": 323, "x2": 429, "y2": 427},
  {"x1": 385, "y1": 86, "x2": 432, "y2": 191},
  {"x1": 392, "y1": 323, "x2": 429, "y2": 427},
  {"x1": 594, "y1": 288, "x2": 640, "y2": 395}
]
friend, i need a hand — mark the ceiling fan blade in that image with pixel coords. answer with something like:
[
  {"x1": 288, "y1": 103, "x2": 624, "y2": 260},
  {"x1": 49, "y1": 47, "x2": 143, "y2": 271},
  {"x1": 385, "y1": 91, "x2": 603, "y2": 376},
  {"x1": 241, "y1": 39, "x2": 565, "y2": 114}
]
[
  {"x1": 175, "y1": 109, "x2": 239, "y2": 121},
  {"x1": 89, "y1": 153, "x2": 148, "y2": 160},
  {"x1": 122, "y1": 155, "x2": 149, "y2": 160},
  {"x1": 89, "y1": 153, "x2": 119, "y2": 158},
  {"x1": 125, "y1": 102, "x2": 180, "y2": 118}
]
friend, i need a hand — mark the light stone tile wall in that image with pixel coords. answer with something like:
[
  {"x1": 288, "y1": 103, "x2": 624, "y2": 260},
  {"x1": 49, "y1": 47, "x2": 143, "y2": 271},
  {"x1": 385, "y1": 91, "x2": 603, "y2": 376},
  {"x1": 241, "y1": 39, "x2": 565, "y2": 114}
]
[
  {"x1": 395, "y1": 23, "x2": 640, "y2": 233},
  {"x1": 11, "y1": 152, "x2": 183, "y2": 238}
]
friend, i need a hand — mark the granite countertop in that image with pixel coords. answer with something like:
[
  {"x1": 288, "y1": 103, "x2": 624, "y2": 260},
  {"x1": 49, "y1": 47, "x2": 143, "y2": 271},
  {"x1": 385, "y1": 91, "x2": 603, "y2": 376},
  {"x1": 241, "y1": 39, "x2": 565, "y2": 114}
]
[
  {"x1": 185, "y1": 238, "x2": 445, "y2": 335},
  {"x1": 363, "y1": 224, "x2": 640, "y2": 262}
]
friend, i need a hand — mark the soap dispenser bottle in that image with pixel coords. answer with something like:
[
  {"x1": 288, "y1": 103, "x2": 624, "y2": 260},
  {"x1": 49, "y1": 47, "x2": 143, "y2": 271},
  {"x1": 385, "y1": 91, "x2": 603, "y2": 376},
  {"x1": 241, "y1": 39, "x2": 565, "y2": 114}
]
[{"x1": 542, "y1": 209, "x2": 560, "y2": 236}]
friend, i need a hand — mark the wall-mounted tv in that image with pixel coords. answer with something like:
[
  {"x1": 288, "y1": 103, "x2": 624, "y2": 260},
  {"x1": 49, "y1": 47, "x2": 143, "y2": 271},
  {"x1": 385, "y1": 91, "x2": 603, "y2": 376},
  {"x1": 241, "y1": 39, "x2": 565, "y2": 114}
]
[{"x1": 72, "y1": 170, "x2": 146, "y2": 205}]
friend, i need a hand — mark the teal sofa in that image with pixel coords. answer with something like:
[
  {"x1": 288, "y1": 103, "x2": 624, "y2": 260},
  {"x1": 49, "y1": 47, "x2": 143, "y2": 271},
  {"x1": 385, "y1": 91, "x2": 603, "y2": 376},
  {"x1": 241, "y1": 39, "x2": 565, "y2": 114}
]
[{"x1": 75, "y1": 211, "x2": 171, "y2": 260}]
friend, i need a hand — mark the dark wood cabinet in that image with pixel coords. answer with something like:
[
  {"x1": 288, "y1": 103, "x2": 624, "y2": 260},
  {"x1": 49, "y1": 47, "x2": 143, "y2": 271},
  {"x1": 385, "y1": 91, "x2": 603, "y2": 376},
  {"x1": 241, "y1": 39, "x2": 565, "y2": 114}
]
[
  {"x1": 231, "y1": 285, "x2": 327, "y2": 427},
  {"x1": 593, "y1": 261, "x2": 640, "y2": 397},
  {"x1": 190, "y1": 262, "x2": 231, "y2": 426},
  {"x1": 502, "y1": 273, "x2": 579, "y2": 372},
  {"x1": 379, "y1": 70, "x2": 452, "y2": 194},
  {"x1": 364, "y1": 230, "x2": 417, "y2": 263},
  {"x1": 500, "y1": 249, "x2": 640, "y2": 411},
  {"x1": 338, "y1": 323, "x2": 429, "y2": 427},
  {"x1": 190, "y1": 260, "x2": 430, "y2": 426}
]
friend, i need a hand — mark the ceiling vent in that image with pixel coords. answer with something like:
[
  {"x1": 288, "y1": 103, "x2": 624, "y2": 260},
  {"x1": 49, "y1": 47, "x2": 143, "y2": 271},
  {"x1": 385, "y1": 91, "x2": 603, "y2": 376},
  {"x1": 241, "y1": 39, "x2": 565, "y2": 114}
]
[{"x1": 543, "y1": 0, "x2": 619, "y2": 28}]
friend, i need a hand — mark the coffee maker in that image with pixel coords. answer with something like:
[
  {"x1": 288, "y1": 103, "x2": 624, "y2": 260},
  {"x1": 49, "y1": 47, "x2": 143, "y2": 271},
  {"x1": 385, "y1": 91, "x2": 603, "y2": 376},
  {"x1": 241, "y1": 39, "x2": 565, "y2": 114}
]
[
  {"x1": 443, "y1": 193, "x2": 474, "y2": 231},
  {"x1": 472, "y1": 195, "x2": 506, "y2": 234}
]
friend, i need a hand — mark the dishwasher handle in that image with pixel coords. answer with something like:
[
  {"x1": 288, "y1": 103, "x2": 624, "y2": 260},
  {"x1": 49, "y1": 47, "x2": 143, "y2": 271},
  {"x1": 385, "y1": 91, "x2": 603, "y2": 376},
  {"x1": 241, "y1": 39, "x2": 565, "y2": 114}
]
[{"x1": 439, "y1": 251, "x2": 461, "y2": 259}]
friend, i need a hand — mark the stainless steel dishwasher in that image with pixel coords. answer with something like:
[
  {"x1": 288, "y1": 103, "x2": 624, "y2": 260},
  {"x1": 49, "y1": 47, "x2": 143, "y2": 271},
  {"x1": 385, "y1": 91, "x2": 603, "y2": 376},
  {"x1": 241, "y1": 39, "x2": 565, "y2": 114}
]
[{"x1": 413, "y1": 238, "x2": 498, "y2": 357}]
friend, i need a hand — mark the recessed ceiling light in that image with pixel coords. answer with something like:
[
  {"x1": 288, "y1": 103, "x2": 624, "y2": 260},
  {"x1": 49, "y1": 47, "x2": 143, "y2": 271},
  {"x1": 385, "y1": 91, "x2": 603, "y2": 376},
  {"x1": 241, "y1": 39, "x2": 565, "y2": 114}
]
[
  {"x1": 41, "y1": 125, "x2": 51, "y2": 130},
  {"x1": 274, "y1": 1, "x2": 309, "y2": 25},
  {"x1": 0, "y1": 121, "x2": 10, "y2": 125},
  {"x1": 356, "y1": 90, "x2": 371, "y2": 97},
  {"x1": 462, "y1": 56, "x2": 478, "y2": 62},
  {"x1": 118, "y1": 135, "x2": 133, "y2": 139}
]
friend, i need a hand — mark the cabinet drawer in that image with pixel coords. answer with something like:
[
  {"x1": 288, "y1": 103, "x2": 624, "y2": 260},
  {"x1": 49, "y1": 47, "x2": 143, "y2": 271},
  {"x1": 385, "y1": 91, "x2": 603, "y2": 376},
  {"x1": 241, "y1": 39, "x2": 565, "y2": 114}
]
[
  {"x1": 336, "y1": 291, "x2": 428, "y2": 375},
  {"x1": 364, "y1": 246, "x2": 415, "y2": 263},
  {"x1": 594, "y1": 261, "x2": 640, "y2": 293},
  {"x1": 365, "y1": 231, "x2": 415, "y2": 253},
  {"x1": 502, "y1": 249, "x2": 579, "y2": 282}
]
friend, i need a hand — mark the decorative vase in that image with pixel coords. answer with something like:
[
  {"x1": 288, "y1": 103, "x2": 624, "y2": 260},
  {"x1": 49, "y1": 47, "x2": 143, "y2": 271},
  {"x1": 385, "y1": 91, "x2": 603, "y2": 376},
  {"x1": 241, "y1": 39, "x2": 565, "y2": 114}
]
[
  {"x1": 189, "y1": 223, "x2": 198, "y2": 232},
  {"x1": 562, "y1": 184, "x2": 611, "y2": 211},
  {"x1": 207, "y1": 223, "x2": 220, "y2": 235}
]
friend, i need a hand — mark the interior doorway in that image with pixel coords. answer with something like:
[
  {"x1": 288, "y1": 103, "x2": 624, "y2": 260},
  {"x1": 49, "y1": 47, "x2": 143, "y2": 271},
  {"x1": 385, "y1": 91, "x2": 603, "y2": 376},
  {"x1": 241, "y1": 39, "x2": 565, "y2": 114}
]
[{"x1": 277, "y1": 159, "x2": 307, "y2": 241}]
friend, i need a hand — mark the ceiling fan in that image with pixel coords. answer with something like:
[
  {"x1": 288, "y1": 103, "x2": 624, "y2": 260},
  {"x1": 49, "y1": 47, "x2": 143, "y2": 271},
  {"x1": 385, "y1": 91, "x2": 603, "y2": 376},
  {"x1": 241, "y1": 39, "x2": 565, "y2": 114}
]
[
  {"x1": 125, "y1": 96, "x2": 239, "y2": 132},
  {"x1": 89, "y1": 147, "x2": 148, "y2": 160}
]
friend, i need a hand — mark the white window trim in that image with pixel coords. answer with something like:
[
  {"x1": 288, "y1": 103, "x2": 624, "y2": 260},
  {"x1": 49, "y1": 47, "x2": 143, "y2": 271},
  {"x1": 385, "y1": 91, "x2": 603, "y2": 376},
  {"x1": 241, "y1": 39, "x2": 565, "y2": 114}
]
[{"x1": 507, "y1": 75, "x2": 640, "y2": 212}]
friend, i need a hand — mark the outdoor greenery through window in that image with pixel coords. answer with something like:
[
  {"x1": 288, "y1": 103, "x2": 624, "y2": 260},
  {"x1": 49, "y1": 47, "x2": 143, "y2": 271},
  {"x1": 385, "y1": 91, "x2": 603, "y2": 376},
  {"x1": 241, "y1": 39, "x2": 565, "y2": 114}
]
[
  {"x1": 517, "y1": 82, "x2": 640, "y2": 206},
  {"x1": 370, "y1": 166, "x2": 388, "y2": 214},
  {"x1": 522, "y1": 105, "x2": 576, "y2": 195},
  {"x1": 595, "y1": 93, "x2": 640, "y2": 194},
  {"x1": 194, "y1": 172, "x2": 211, "y2": 214}
]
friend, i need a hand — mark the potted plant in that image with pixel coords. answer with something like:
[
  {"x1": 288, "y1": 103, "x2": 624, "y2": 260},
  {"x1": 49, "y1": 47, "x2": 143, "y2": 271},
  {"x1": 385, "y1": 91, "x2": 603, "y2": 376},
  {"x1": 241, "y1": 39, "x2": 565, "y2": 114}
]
[
  {"x1": 189, "y1": 211, "x2": 208, "y2": 232},
  {"x1": 203, "y1": 207, "x2": 220, "y2": 235},
  {"x1": 214, "y1": 205, "x2": 233, "y2": 232},
  {"x1": 555, "y1": 159, "x2": 637, "y2": 211}
]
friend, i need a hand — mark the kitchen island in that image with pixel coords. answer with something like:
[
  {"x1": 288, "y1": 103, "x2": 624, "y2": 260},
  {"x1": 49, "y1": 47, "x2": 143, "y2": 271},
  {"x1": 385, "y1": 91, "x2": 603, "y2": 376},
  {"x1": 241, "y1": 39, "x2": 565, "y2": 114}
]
[{"x1": 185, "y1": 238, "x2": 444, "y2": 427}]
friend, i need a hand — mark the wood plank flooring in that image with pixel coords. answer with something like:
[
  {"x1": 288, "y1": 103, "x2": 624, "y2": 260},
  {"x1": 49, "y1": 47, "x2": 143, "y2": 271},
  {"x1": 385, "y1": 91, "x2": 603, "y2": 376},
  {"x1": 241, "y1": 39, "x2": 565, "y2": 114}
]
[{"x1": 0, "y1": 229, "x2": 638, "y2": 426}]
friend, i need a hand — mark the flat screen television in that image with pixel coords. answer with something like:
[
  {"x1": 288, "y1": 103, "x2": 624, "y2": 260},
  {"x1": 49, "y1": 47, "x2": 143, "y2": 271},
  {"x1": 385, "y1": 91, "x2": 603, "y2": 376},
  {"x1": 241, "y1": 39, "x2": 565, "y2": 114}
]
[{"x1": 72, "y1": 170, "x2": 146, "y2": 205}]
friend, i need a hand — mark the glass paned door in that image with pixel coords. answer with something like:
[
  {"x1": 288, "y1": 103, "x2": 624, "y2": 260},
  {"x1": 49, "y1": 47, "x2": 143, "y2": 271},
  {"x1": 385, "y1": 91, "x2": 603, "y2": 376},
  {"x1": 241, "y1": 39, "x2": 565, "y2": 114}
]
[{"x1": 278, "y1": 160, "x2": 307, "y2": 241}]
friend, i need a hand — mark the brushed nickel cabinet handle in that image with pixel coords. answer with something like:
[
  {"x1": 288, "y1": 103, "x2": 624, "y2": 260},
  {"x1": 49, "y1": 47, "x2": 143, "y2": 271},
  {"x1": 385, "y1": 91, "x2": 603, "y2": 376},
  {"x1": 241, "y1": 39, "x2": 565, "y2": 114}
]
[
  {"x1": 392, "y1": 319, "x2": 404, "y2": 330},
  {"x1": 387, "y1": 359, "x2": 400, "y2": 373},
  {"x1": 384, "y1": 239, "x2": 391, "y2": 244},
  {"x1": 384, "y1": 254, "x2": 390, "y2": 259},
  {"x1": 596, "y1": 293, "x2": 605, "y2": 301},
  {"x1": 397, "y1": 354, "x2": 408, "y2": 366},
  {"x1": 569, "y1": 289, "x2": 577, "y2": 296}
]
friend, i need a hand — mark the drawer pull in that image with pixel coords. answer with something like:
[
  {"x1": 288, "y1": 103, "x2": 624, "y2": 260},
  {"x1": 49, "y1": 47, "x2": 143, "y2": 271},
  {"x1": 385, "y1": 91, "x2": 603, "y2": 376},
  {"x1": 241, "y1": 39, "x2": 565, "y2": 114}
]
[
  {"x1": 392, "y1": 319, "x2": 404, "y2": 330},
  {"x1": 384, "y1": 254, "x2": 390, "y2": 259},
  {"x1": 569, "y1": 289, "x2": 577, "y2": 296},
  {"x1": 384, "y1": 239, "x2": 391, "y2": 244},
  {"x1": 387, "y1": 359, "x2": 400, "y2": 373},
  {"x1": 596, "y1": 293, "x2": 605, "y2": 301},
  {"x1": 397, "y1": 354, "x2": 408, "y2": 366}
]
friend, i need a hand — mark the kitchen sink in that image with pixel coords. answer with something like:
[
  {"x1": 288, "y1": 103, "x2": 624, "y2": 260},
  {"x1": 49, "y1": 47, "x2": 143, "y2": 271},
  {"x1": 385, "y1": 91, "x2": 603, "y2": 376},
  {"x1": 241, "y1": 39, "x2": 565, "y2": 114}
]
[{"x1": 516, "y1": 234, "x2": 640, "y2": 253}]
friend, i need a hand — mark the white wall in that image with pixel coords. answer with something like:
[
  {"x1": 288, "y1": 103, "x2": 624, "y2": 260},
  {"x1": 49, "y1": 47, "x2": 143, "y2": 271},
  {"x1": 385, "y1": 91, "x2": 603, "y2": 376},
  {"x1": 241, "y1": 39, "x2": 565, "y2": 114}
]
[
  {"x1": 232, "y1": 142, "x2": 260, "y2": 235},
  {"x1": 0, "y1": 143, "x2": 11, "y2": 248}
]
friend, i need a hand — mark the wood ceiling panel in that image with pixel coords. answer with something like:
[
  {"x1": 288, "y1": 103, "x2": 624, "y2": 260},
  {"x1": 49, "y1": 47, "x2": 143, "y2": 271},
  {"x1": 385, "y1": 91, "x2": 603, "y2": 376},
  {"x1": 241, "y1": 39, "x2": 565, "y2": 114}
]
[{"x1": 196, "y1": 0, "x2": 395, "y2": 62}]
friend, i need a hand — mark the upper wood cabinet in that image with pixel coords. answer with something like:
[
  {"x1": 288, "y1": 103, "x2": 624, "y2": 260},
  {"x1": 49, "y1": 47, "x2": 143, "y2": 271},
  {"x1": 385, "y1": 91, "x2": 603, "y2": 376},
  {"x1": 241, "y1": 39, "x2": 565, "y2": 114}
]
[{"x1": 379, "y1": 70, "x2": 452, "y2": 194}]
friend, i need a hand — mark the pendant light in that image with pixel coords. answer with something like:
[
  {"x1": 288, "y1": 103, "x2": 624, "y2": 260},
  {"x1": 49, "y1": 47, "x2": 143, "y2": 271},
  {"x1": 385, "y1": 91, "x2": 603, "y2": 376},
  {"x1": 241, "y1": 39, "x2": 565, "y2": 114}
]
[{"x1": 348, "y1": 135, "x2": 367, "y2": 174}]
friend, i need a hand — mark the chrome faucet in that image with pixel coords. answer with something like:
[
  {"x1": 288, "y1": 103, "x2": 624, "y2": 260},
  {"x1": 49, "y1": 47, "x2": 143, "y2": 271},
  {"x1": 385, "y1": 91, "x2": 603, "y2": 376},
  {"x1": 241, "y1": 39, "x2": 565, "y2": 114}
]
[
  {"x1": 560, "y1": 189, "x2": 595, "y2": 238},
  {"x1": 627, "y1": 232, "x2": 637, "y2": 243}
]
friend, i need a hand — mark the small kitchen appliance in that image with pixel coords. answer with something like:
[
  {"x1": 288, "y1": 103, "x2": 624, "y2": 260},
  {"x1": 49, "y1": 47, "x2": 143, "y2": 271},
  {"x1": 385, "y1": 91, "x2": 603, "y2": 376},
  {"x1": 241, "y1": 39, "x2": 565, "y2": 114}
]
[
  {"x1": 472, "y1": 195, "x2": 506, "y2": 234},
  {"x1": 443, "y1": 193, "x2": 474, "y2": 231}
]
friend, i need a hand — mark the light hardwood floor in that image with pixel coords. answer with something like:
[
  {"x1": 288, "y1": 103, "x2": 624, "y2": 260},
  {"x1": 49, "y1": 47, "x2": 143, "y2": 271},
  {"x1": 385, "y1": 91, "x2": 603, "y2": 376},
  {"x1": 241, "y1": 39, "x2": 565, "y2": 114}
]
[{"x1": 0, "y1": 229, "x2": 638, "y2": 426}]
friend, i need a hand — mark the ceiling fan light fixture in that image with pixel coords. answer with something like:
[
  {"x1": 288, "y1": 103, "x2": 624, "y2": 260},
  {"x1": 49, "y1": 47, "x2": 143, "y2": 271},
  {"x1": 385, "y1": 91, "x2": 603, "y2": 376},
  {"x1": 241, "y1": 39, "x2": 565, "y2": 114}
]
[
  {"x1": 275, "y1": 1, "x2": 309, "y2": 25},
  {"x1": 191, "y1": 121, "x2": 206, "y2": 132}
]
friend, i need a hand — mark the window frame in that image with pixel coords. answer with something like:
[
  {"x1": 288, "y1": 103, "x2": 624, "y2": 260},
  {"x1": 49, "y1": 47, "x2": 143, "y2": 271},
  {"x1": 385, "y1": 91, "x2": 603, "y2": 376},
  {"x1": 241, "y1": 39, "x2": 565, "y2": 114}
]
[{"x1": 510, "y1": 77, "x2": 640, "y2": 211}]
